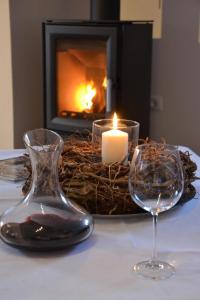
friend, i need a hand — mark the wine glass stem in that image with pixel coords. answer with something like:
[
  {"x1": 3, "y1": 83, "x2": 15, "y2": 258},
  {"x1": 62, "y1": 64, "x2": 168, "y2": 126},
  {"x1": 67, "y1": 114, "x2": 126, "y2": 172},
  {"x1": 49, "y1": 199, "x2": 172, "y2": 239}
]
[{"x1": 152, "y1": 213, "x2": 158, "y2": 261}]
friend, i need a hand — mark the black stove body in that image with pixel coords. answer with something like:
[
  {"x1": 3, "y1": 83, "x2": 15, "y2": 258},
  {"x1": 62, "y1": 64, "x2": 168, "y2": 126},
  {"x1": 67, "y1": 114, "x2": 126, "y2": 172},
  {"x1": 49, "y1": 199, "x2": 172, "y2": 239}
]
[{"x1": 43, "y1": 16, "x2": 152, "y2": 137}]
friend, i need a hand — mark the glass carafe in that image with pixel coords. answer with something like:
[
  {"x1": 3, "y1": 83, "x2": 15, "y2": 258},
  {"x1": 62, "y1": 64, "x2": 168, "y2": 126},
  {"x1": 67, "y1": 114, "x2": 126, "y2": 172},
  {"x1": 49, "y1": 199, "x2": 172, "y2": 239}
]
[{"x1": 0, "y1": 128, "x2": 94, "y2": 251}]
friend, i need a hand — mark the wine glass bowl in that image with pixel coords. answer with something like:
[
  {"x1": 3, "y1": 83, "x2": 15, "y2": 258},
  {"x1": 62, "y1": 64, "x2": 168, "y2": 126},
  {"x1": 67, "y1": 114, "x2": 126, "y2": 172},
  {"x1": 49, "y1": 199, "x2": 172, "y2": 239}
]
[{"x1": 129, "y1": 143, "x2": 184, "y2": 279}]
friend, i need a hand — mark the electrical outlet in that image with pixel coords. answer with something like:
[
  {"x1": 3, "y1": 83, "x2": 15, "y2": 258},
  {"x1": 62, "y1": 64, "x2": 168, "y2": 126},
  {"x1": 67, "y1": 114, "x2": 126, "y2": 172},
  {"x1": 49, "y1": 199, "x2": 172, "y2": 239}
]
[{"x1": 150, "y1": 95, "x2": 164, "y2": 111}]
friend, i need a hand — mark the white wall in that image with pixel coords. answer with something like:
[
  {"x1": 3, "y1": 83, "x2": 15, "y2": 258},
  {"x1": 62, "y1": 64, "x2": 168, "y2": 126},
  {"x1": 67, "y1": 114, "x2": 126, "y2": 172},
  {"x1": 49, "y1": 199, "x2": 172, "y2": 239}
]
[
  {"x1": 0, "y1": 0, "x2": 14, "y2": 148},
  {"x1": 120, "y1": 0, "x2": 163, "y2": 38},
  {"x1": 150, "y1": 0, "x2": 200, "y2": 154},
  {"x1": 9, "y1": 0, "x2": 90, "y2": 148}
]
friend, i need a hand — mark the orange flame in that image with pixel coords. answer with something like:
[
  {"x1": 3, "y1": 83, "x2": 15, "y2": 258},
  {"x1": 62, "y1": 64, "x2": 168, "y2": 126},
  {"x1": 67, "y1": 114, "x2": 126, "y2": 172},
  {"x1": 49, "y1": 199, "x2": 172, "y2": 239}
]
[
  {"x1": 102, "y1": 77, "x2": 107, "y2": 88},
  {"x1": 75, "y1": 81, "x2": 96, "y2": 112},
  {"x1": 113, "y1": 112, "x2": 118, "y2": 129}
]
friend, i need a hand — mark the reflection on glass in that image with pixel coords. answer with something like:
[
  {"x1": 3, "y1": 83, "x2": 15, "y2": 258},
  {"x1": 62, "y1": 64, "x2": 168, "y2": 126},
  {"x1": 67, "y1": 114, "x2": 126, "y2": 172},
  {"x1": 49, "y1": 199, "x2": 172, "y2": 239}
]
[{"x1": 129, "y1": 143, "x2": 184, "y2": 280}]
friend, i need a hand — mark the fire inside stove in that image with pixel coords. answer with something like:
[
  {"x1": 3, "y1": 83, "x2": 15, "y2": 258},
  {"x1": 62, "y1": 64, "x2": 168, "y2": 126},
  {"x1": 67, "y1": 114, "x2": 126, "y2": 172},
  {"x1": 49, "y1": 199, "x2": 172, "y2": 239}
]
[{"x1": 56, "y1": 38, "x2": 107, "y2": 120}]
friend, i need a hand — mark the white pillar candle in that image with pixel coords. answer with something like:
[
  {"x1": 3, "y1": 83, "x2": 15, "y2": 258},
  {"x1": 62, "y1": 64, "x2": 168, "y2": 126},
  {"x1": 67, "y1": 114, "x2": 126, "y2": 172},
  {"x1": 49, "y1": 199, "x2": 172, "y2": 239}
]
[{"x1": 102, "y1": 113, "x2": 128, "y2": 164}]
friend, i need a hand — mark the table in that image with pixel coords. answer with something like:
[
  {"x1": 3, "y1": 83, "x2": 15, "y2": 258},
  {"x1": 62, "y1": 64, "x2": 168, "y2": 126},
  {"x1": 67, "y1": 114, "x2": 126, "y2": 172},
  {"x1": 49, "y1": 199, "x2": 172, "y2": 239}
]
[{"x1": 0, "y1": 147, "x2": 200, "y2": 300}]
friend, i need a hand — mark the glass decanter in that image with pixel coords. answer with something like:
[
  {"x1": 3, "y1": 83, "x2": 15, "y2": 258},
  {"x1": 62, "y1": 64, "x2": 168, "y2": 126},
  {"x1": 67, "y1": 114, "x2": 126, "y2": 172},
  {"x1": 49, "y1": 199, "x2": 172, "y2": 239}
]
[{"x1": 0, "y1": 128, "x2": 94, "y2": 251}]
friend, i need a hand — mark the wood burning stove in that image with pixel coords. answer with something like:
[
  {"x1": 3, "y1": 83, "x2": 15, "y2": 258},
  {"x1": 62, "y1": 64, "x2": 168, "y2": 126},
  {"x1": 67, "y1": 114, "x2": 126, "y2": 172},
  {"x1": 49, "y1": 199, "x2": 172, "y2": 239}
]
[{"x1": 43, "y1": 3, "x2": 152, "y2": 137}]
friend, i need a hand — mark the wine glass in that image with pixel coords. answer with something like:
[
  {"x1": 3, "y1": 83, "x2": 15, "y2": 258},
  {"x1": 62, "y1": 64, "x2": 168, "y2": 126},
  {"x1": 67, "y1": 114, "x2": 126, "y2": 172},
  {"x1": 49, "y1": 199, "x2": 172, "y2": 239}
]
[{"x1": 129, "y1": 143, "x2": 184, "y2": 280}]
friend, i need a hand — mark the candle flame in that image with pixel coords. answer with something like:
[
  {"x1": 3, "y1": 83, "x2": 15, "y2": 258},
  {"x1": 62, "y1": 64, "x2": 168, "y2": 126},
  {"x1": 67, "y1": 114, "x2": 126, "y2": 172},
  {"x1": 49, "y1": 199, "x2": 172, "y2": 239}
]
[{"x1": 113, "y1": 112, "x2": 118, "y2": 129}]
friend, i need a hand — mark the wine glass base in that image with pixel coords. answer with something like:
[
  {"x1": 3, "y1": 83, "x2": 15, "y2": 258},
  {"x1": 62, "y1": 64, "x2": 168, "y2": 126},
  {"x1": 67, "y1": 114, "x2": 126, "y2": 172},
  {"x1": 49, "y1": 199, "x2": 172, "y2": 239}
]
[{"x1": 133, "y1": 260, "x2": 175, "y2": 280}]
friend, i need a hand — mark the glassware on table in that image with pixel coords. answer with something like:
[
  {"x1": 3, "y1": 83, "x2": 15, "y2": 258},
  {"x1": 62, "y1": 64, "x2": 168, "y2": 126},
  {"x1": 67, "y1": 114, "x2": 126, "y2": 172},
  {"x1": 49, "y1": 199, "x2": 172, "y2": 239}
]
[
  {"x1": 129, "y1": 143, "x2": 184, "y2": 280},
  {"x1": 92, "y1": 118, "x2": 140, "y2": 163},
  {"x1": 0, "y1": 128, "x2": 94, "y2": 251}
]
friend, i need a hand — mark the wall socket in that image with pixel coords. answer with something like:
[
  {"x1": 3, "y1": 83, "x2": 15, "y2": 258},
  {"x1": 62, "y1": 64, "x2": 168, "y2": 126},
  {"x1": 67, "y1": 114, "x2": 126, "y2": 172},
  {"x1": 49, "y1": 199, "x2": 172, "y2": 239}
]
[{"x1": 150, "y1": 95, "x2": 164, "y2": 111}]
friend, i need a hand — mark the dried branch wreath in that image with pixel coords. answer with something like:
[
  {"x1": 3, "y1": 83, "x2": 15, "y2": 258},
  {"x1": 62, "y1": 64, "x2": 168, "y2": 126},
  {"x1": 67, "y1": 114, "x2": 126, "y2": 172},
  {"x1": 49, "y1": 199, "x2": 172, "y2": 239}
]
[{"x1": 22, "y1": 136, "x2": 198, "y2": 215}]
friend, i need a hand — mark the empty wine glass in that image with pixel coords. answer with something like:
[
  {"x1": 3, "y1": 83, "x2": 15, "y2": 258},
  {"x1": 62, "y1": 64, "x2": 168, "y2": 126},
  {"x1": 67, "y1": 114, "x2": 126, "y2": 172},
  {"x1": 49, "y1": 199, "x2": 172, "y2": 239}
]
[{"x1": 129, "y1": 143, "x2": 184, "y2": 280}]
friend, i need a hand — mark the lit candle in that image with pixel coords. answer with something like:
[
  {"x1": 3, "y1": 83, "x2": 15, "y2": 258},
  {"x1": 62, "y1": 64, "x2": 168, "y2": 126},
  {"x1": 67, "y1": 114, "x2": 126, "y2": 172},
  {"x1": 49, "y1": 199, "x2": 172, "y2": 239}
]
[{"x1": 102, "y1": 113, "x2": 128, "y2": 164}]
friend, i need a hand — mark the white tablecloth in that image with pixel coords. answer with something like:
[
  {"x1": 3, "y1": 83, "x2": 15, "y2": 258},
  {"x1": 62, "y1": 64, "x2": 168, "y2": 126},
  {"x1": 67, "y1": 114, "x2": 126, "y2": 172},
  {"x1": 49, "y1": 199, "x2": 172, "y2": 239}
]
[{"x1": 0, "y1": 147, "x2": 200, "y2": 300}]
